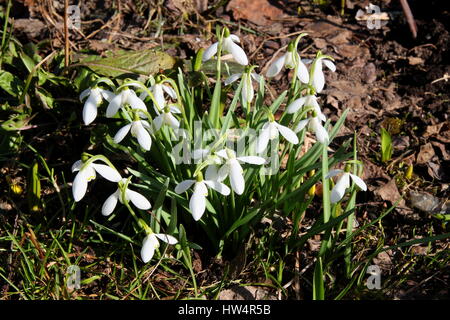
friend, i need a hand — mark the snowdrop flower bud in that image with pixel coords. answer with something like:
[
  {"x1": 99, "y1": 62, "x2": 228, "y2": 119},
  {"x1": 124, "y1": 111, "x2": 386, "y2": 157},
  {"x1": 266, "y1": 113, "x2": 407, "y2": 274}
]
[
  {"x1": 79, "y1": 87, "x2": 114, "y2": 125},
  {"x1": 71, "y1": 156, "x2": 122, "y2": 202},
  {"x1": 286, "y1": 95, "x2": 325, "y2": 121},
  {"x1": 175, "y1": 171, "x2": 230, "y2": 221},
  {"x1": 256, "y1": 115, "x2": 299, "y2": 154},
  {"x1": 141, "y1": 231, "x2": 178, "y2": 263},
  {"x1": 311, "y1": 57, "x2": 336, "y2": 93},
  {"x1": 102, "y1": 178, "x2": 151, "y2": 216},
  {"x1": 325, "y1": 168, "x2": 367, "y2": 203},
  {"x1": 202, "y1": 27, "x2": 248, "y2": 66},
  {"x1": 216, "y1": 149, "x2": 266, "y2": 195},
  {"x1": 106, "y1": 88, "x2": 147, "y2": 118}
]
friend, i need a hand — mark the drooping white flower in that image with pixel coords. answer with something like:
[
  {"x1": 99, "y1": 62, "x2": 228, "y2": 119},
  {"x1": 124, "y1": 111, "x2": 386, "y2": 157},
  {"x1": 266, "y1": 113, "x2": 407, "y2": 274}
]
[
  {"x1": 225, "y1": 71, "x2": 261, "y2": 105},
  {"x1": 295, "y1": 114, "x2": 329, "y2": 144},
  {"x1": 175, "y1": 170, "x2": 230, "y2": 221},
  {"x1": 311, "y1": 58, "x2": 336, "y2": 93},
  {"x1": 140, "y1": 83, "x2": 177, "y2": 111},
  {"x1": 203, "y1": 32, "x2": 248, "y2": 66},
  {"x1": 266, "y1": 50, "x2": 309, "y2": 83},
  {"x1": 114, "y1": 120, "x2": 152, "y2": 151},
  {"x1": 141, "y1": 232, "x2": 178, "y2": 263},
  {"x1": 106, "y1": 88, "x2": 147, "y2": 118},
  {"x1": 286, "y1": 95, "x2": 326, "y2": 122},
  {"x1": 79, "y1": 87, "x2": 114, "y2": 125},
  {"x1": 71, "y1": 159, "x2": 122, "y2": 202},
  {"x1": 102, "y1": 178, "x2": 151, "y2": 216},
  {"x1": 215, "y1": 149, "x2": 266, "y2": 195},
  {"x1": 153, "y1": 106, "x2": 181, "y2": 131},
  {"x1": 256, "y1": 120, "x2": 299, "y2": 154},
  {"x1": 325, "y1": 169, "x2": 367, "y2": 203}
]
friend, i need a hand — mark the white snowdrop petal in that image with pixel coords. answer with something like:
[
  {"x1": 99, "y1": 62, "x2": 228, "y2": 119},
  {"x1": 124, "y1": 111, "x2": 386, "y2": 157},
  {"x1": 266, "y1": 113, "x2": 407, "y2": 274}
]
[
  {"x1": 295, "y1": 119, "x2": 309, "y2": 133},
  {"x1": 202, "y1": 42, "x2": 219, "y2": 62},
  {"x1": 79, "y1": 88, "x2": 91, "y2": 102},
  {"x1": 275, "y1": 123, "x2": 299, "y2": 145},
  {"x1": 216, "y1": 149, "x2": 229, "y2": 159},
  {"x1": 256, "y1": 124, "x2": 271, "y2": 153},
  {"x1": 228, "y1": 41, "x2": 248, "y2": 66},
  {"x1": 82, "y1": 95, "x2": 98, "y2": 125},
  {"x1": 101, "y1": 190, "x2": 120, "y2": 216},
  {"x1": 310, "y1": 117, "x2": 329, "y2": 144},
  {"x1": 204, "y1": 180, "x2": 231, "y2": 196},
  {"x1": 106, "y1": 93, "x2": 122, "y2": 118},
  {"x1": 229, "y1": 34, "x2": 240, "y2": 43},
  {"x1": 155, "y1": 233, "x2": 178, "y2": 245},
  {"x1": 205, "y1": 165, "x2": 219, "y2": 181},
  {"x1": 193, "y1": 149, "x2": 209, "y2": 160},
  {"x1": 72, "y1": 170, "x2": 89, "y2": 202},
  {"x1": 331, "y1": 173, "x2": 351, "y2": 203},
  {"x1": 323, "y1": 59, "x2": 336, "y2": 72},
  {"x1": 91, "y1": 163, "x2": 122, "y2": 182},
  {"x1": 132, "y1": 122, "x2": 152, "y2": 151},
  {"x1": 189, "y1": 191, "x2": 206, "y2": 221},
  {"x1": 297, "y1": 60, "x2": 310, "y2": 84},
  {"x1": 153, "y1": 84, "x2": 165, "y2": 110},
  {"x1": 218, "y1": 164, "x2": 229, "y2": 181},
  {"x1": 224, "y1": 73, "x2": 242, "y2": 86},
  {"x1": 251, "y1": 72, "x2": 262, "y2": 83},
  {"x1": 325, "y1": 169, "x2": 343, "y2": 179},
  {"x1": 266, "y1": 54, "x2": 286, "y2": 78},
  {"x1": 229, "y1": 159, "x2": 245, "y2": 195},
  {"x1": 165, "y1": 113, "x2": 180, "y2": 129},
  {"x1": 162, "y1": 85, "x2": 177, "y2": 100},
  {"x1": 349, "y1": 174, "x2": 367, "y2": 191},
  {"x1": 127, "y1": 91, "x2": 147, "y2": 112},
  {"x1": 153, "y1": 114, "x2": 164, "y2": 131},
  {"x1": 71, "y1": 160, "x2": 83, "y2": 172},
  {"x1": 141, "y1": 235, "x2": 158, "y2": 263},
  {"x1": 312, "y1": 61, "x2": 325, "y2": 93},
  {"x1": 113, "y1": 123, "x2": 132, "y2": 144},
  {"x1": 100, "y1": 89, "x2": 115, "y2": 102},
  {"x1": 287, "y1": 97, "x2": 307, "y2": 114},
  {"x1": 236, "y1": 156, "x2": 266, "y2": 165},
  {"x1": 169, "y1": 106, "x2": 182, "y2": 114},
  {"x1": 126, "y1": 189, "x2": 151, "y2": 210},
  {"x1": 175, "y1": 180, "x2": 195, "y2": 194}
]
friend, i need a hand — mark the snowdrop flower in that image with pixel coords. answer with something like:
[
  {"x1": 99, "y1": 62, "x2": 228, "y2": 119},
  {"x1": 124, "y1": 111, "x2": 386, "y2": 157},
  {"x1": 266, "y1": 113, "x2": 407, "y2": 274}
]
[
  {"x1": 114, "y1": 118, "x2": 152, "y2": 151},
  {"x1": 102, "y1": 178, "x2": 151, "y2": 216},
  {"x1": 175, "y1": 171, "x2": 230, "y2": 221},
  {"x1": 295, "y1": 113, "x2": 329, "y2": 144},
  {"x1": 266, "y1": 41, "x2": 309, "y2": 84},
  {"x1": 286, "y1": 94, "x2": 326, "y2": 122},
  {"x1": 216, "y1": 149, "x2": 266, "y2": 195},
  {"x1": 106, "y1": 88, "x2": 147, "y2": 118},
  {"x1": 141, "y1": 232, "x2": 178, "y2": 263},
  {"x1": 325, "y1": 168, "x2": 367, "y2": 203},
  {"x1": 140, "y1": 83, "x2": 177, "y2": 111},
  {"x1": 311, "y1": 57, "x2": 336, "y2": 93},
  {"x1": 153, "y1": 106, "x2": 181, "y2": 131},
  {"x1": 79, "y1": 87, "x2": 114, "y2": 125},
  {"x1": 225, "y1": 68, "x2": 261, "y2": 105},
  {"x1": 202, "y1": 27, "x2": 248, "y2": 66},
  {"x1": 256, "y1": 116, "x2": 299, "y2": 153},
  {"x1": 71, "y1": 157, "x2": 122, "y2": 202}
]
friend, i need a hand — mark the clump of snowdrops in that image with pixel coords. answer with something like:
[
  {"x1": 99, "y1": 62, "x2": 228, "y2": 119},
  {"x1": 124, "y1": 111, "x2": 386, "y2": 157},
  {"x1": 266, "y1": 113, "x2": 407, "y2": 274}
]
[{"x1": 73, "y1": 26, "x2": 366, "y2": 289}]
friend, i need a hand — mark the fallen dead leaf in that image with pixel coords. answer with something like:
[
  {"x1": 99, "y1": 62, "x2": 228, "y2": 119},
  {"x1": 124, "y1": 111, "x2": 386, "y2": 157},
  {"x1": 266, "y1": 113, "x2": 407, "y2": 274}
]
[
  {"x1": 416, "y1": 143, "x2": 435, "y2": 164},
  {"x1": 226, "y1": 0, "x2": 284, "y2": 26},
  {"x1": 408, "y1": 56, "x2": 424, "y2": 65},
  {"x1": 374, "y1": 178, "x2": 406, "y2": 207}
]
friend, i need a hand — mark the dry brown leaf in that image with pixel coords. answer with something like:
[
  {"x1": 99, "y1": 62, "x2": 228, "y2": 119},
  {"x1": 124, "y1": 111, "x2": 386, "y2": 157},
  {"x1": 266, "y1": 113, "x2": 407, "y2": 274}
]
[
  {"x1": 374, "y1": 178, "x2": 406, "y2": 207},
  {"x1": 416, "y1": 143, "x2": 435, "y2": 164},
  {"x1": 226, "y1": 0, "x2": 284, "y2": 26}
]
